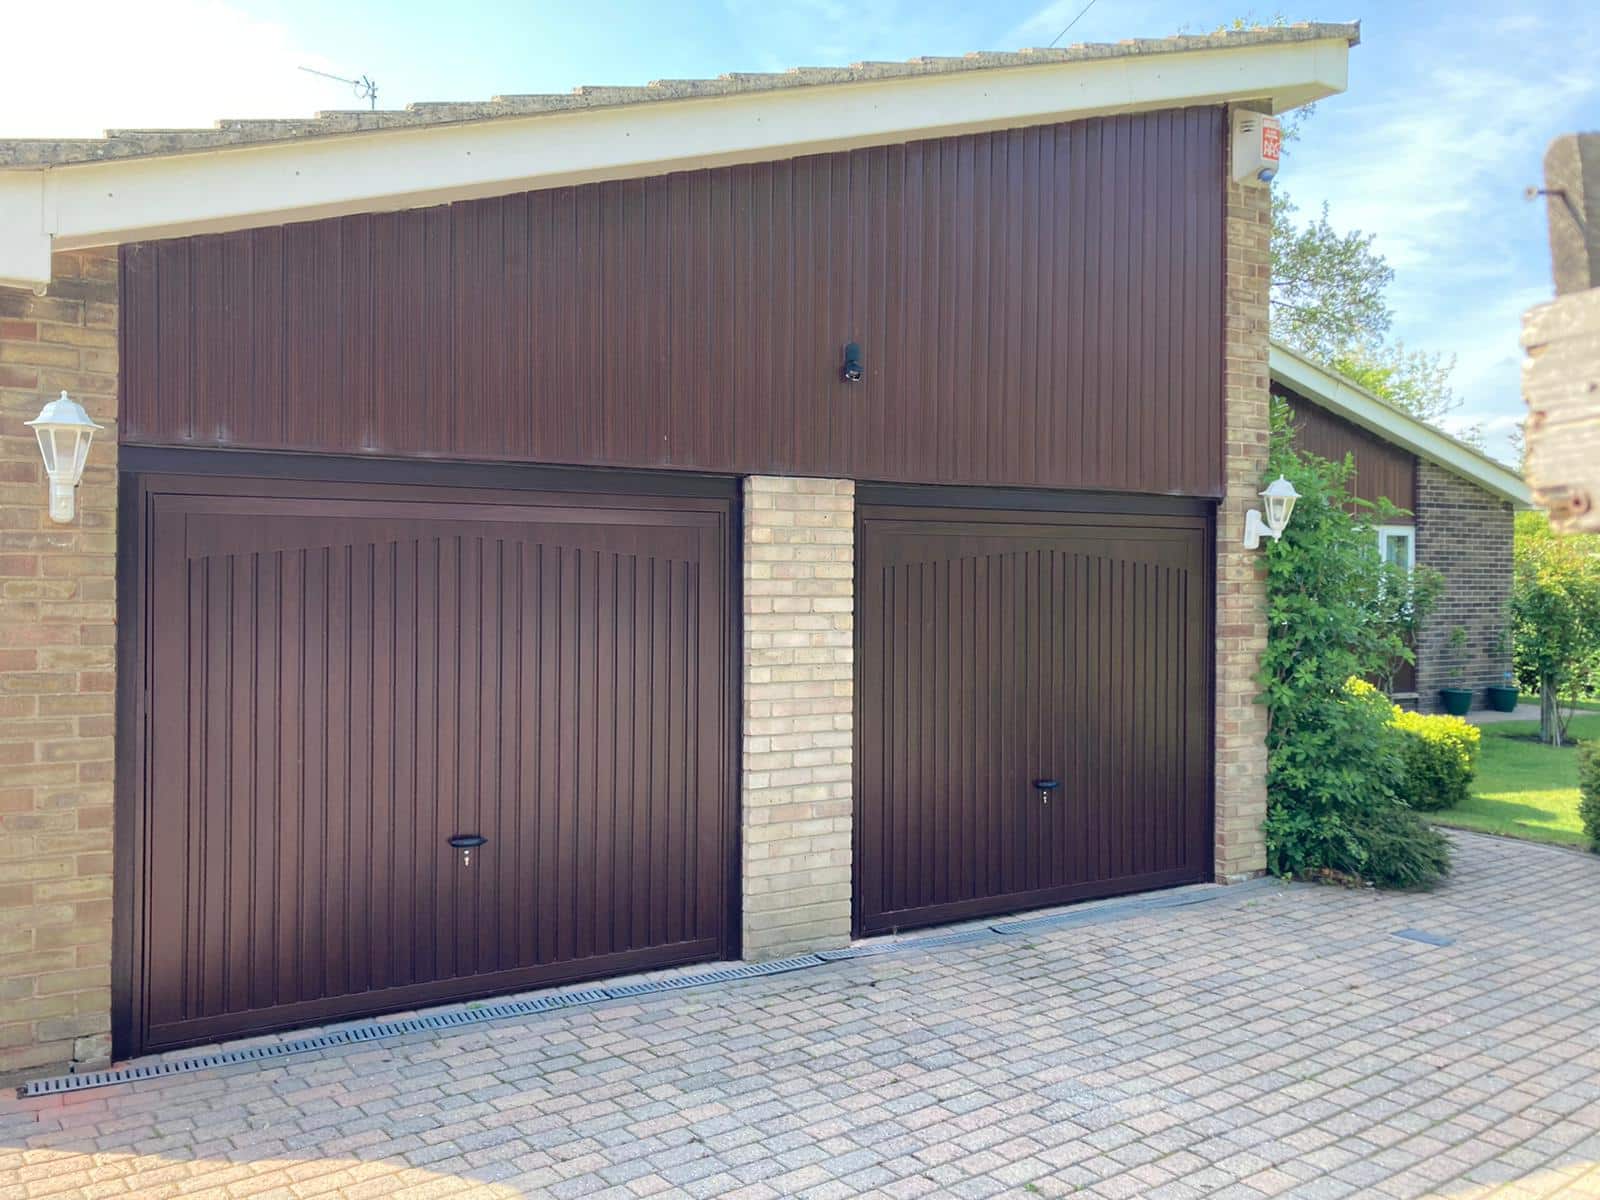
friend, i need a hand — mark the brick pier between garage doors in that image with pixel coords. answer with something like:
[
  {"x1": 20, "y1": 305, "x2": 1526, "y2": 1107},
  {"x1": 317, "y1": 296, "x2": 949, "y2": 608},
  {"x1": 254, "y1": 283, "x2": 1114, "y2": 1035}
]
[{"x1": 0, "y1": 24, "x2": 1358, "y2": 1077}]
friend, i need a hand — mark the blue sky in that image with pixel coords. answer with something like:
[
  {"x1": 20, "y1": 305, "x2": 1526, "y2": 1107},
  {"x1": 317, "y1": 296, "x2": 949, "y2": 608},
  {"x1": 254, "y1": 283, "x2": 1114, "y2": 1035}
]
[{"x1": 8, "y1": 1, "x2": 1597, "y2": 463}]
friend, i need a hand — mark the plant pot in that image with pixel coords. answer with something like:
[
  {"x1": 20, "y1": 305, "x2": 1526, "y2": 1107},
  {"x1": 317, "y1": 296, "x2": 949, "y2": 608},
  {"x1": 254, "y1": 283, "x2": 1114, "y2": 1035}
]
[
  {"x1": 1439, "y1": 688, "x2": 1474, "y2": 717},
  {"x1": 1486, "y1": 685, "x2": 1519, "y2": 713}
]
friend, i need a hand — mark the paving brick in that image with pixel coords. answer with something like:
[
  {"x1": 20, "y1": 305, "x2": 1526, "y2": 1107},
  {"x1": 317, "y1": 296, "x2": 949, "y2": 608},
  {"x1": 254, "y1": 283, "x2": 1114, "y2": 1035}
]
[{"x1": 0, "y1": 832, "x2": 1593, "y2": 1198}]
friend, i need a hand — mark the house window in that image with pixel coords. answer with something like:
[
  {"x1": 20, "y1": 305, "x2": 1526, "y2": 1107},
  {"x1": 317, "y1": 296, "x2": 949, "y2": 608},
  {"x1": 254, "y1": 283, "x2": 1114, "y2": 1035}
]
[{"x1": 1377, "y1": 525, "x2": 1415, "y2": 572}]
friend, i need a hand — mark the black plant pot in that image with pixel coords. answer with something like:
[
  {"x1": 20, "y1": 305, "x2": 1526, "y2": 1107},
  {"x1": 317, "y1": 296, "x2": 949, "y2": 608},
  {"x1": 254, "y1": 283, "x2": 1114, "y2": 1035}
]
[
  {"x1": 1439, "y1": 688, "x2": 1474, "y2": 717},
  {"x1": 1486, "y1": 685, "x2": 1519, "y2": 713}
]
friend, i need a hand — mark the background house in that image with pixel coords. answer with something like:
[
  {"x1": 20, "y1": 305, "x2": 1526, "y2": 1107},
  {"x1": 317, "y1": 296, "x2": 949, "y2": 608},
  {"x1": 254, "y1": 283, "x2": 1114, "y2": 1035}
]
[{"x1": 1270, "y1": 342, "x2": 1531, "y2": 712}]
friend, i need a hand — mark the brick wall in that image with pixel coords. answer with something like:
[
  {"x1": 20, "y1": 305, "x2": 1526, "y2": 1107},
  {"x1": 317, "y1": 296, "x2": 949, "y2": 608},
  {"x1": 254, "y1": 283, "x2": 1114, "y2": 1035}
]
[
  {"x1": 740, "y1": 476, "x2": 854, "y2": 959},
  {"x1": 0, "y1": 249, "x2": 119, "y2": 1078},
  {"x1": 1415, "y1": 460, "x2": 1515, "y2": 712},
  {"x1": 1214, "y1": 115, "x2": 1274, "y2": 881}
]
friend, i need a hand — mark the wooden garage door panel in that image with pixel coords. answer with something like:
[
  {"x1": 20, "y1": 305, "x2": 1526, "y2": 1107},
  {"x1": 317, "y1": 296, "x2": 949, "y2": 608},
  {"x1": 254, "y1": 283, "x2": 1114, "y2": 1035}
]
[
  {"x1": 856, "y1": 506, "x2": 1211, "y2": 935},
  {"x1": 138, "y1": 482, "x2": 731, "y2": 1052}
]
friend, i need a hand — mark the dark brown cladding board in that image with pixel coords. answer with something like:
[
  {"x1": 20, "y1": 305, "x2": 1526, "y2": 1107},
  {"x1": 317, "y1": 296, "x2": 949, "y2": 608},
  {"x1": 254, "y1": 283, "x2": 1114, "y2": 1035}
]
[
  {"x1": 1279, "y1": 388, "x2": 1419, "y2": 518},
  {"x1": 120, "y1": 107, "x2": 1226, "y2": 496}
]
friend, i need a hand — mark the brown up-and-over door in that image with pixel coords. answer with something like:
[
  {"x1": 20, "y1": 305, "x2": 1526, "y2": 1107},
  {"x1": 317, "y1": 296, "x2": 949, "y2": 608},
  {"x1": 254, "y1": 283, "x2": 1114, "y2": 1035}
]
[
  {"x1": 126, "y1": 473, "x2": 734, "y2": 1054},
  {"x1": 855, "y1": 499, "x2": 1212, "y2": 935}
]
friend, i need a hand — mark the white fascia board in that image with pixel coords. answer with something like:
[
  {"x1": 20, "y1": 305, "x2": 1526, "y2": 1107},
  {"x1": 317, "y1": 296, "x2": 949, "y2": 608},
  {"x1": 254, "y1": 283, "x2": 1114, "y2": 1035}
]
[
  {"x1": 0, "y1": 173, "x2": 51, "y2": 289},
  {"x1": 1, "y1": 36, "x2": 1349, "y2": 286},
  {"x1": 1269, "y1": 343, "x2": 1532, "y2": 508}
]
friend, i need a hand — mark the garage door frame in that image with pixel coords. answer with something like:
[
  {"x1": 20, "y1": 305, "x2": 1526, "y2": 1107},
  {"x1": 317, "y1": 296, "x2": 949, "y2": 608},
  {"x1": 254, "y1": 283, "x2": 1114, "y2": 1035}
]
[
  {"x1": 114, "y1": 448, "x2": 743, "y2": 1060},
  {"x1": 852, "y1": 483, "x2": 1216, "y2": 937}
]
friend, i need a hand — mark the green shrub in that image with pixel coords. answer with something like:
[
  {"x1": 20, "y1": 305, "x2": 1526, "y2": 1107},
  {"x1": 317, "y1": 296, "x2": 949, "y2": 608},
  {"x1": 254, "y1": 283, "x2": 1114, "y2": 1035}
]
[
  {"x1": 1391, "y1": 709, "x2": 1480, "y2": 812},
  {"x1": 1331, "y1": 805, "x2": 1453, "y2": 890},
  {"x1": 1259, "y1": 396, "x2": 1450, "y2": 889},
  {"x1": 1579, "y1": 742, "x2": 1600, "y2": 847}
]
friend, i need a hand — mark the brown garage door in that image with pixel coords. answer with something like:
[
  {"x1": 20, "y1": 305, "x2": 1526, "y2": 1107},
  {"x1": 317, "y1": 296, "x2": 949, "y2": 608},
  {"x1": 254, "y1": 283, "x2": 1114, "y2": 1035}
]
[
  {"x1": 855, "y1": 496, "x2": 1212, "y2": 935},
  {"x1": 125, "y1": 471, "x2": 735, "y2": 1054}
]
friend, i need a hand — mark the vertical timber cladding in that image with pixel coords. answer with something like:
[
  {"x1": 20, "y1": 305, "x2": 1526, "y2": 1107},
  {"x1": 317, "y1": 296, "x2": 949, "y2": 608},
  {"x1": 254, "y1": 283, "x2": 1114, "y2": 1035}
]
[
  {"x1": 855, "y1": 494, "x2": 1213, "y2": 934},
  {"x1": 118, "y1": 107, "x2": 1226, "y2": 499},
  {"x1": 124, "y1": 468, "x2": 736, "y2": 1054}
]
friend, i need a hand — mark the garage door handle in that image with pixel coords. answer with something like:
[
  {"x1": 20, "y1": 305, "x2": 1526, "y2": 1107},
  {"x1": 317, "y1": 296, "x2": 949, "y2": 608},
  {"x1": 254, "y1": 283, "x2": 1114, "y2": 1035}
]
[{"x1": 1033, "y1": 779, "x2": 1061, "y2": 805}]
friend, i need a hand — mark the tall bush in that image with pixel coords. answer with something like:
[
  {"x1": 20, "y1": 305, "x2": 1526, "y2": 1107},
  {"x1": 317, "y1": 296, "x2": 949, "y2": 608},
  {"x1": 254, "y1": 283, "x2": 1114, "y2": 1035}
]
[
  {"x1": 1579, "y1": 743, "x2": 1600, "y2": 849},
  {"x1": 1261, "y1": 398, "x2": 1450, "y2": 887},
  {"x1": 1511, "y1": 512, "x2": 1600, "y2": 746},
  {"x1": 1391, "y1": 708, "x2": 1480, "y2": 812}
]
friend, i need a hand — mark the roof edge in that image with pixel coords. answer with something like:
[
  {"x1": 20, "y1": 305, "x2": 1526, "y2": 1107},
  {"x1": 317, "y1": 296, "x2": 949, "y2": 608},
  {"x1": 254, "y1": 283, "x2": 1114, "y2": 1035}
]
[
  {"x1": 1268, "y1": 341, "x2": 1531, "y2": 509},
  {"x1": 0, "y1": 23, "x2": 1359, "y2": 170}
]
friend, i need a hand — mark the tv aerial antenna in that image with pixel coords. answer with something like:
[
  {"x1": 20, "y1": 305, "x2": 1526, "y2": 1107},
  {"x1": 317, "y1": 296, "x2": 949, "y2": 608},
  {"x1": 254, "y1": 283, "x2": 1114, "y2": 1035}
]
[{"x1": 298, "y1": 65, "x2": 379, "y2": 110}]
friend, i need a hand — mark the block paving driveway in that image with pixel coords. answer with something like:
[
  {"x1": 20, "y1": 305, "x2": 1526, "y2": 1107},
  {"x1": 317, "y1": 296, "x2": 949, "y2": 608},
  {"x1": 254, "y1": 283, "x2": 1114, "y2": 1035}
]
[{"x1": 4, "y1": 831, "x2": 1600, "y2": 1199}]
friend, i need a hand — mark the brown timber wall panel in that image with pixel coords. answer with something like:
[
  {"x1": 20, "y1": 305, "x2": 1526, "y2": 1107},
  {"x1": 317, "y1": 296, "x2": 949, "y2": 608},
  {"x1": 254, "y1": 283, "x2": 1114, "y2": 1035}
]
[
  {"x1": 855, "y1": 506, "x2": 1211, "y2": 934},
  {"x1": 1281, "y1": 389, "x2": 1418, "y2": 516},
  {"x1": 133, "y1": 477, "x2": 731, "y2": 1053},
  {"x1": 119, "y1": 108, "x2": 1226, "y2": 496}
]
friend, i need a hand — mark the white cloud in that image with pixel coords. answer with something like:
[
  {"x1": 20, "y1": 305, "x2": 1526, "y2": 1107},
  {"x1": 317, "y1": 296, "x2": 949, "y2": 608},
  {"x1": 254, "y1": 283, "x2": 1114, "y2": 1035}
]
[{"x1": 2, "y1": 0, "x2": 346, "y2": 138}]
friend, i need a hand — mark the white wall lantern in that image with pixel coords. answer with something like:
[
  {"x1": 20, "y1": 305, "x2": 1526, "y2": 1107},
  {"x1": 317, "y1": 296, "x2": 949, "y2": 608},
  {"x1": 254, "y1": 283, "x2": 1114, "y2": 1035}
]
[
  {"x1": 1243, "y1": 475, "x2": 1300, "y2": 549},
  {"x1": 25, "y1": 391, "x2": 102, "y2": 524}
]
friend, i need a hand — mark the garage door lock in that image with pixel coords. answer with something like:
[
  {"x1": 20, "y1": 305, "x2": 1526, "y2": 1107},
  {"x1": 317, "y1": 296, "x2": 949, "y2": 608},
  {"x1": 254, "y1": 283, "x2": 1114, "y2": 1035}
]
[
  {"x1": 1033, "y1": 779, "x2": 1061, "y2": 805},
  {"x1": 449, "y1": 834, "x2": 487, "y2": 867}
]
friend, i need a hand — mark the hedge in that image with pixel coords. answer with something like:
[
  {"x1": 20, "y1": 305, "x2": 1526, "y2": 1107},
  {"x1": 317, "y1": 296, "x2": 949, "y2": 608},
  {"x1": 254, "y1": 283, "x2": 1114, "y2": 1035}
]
[
  {"x1": 1579, "y1": 742, "x2": 1600, "y2": 847},
  {"x1": 1391, "y1": 709, "x2": 1481, "y2": 812}
]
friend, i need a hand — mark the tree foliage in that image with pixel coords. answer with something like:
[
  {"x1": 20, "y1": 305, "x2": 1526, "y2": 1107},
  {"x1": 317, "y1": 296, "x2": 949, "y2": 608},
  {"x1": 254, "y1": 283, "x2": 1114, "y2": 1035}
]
[
  {"x1": 1264, "y1": 131, "x2": 1476, "y2": 439},
  {"x1": 1270, "y1": 194, "x2": 1393, "y2": 360},
  {"x1": 1260, "y1": 399, "x2": 1450, "y2": 886},
  {"x1": 1326, "y1": 341, "x2": 1459, "y2": 428},
  {"x1": 1510, "y1": 511, "x2": 1600, "y2": 745}
]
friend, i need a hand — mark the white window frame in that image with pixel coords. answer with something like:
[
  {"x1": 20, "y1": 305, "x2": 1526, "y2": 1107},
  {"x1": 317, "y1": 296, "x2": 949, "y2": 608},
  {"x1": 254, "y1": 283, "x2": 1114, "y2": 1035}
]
[{"x1": 1376, "y1": 525, "x2": 1416, "y2": 572}]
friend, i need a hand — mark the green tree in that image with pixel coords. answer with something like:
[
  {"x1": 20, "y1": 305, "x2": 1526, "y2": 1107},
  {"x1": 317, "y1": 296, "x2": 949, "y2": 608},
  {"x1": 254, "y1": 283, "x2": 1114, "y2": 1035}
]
[
  {"x1": 1270, "y1": 199, "x2": 1469, "y2": 429},
  {"x1": 1260, "y1": 398, "x2": 1449, "y2": 886},
  {"x1": 1270, "y1": 194, "x2": 1393, "y2": 360},
  {"x1": 1326, "y1": 341, "x2": 1458, "y2": 427},
  {"x1": 1510, "y1": 511, "x2": 1600, "y2": 745}
]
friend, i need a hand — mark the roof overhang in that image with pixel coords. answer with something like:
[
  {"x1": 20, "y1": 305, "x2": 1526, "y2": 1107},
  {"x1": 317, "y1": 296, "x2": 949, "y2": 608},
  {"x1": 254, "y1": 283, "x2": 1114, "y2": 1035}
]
[
  {"x1": 1269, "y1": 341, "x2": 1532, "y2": 508},
  {"x1": 0, "y1": 30, "x2": 1354, "y2": 288}
]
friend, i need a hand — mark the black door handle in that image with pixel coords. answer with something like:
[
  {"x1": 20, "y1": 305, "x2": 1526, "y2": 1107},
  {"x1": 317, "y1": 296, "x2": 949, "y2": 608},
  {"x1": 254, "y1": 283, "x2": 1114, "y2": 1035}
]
[{"x1": 448, "y1": 834, "x2": 487, "y2": 849}]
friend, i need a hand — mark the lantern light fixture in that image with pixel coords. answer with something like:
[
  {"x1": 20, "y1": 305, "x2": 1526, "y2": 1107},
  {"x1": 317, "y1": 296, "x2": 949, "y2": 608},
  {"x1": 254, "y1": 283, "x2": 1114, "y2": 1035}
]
[
  {"x1": 26, "y1": 391, "x2": 102, "y2": 524},
  {"x1": 1243, "y1": 475, "x2": 1300, "y2": 549}
]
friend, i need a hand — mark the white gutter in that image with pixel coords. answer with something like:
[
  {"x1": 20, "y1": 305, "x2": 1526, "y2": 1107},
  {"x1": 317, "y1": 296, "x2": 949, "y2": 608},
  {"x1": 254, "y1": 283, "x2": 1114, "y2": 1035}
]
[
  {"x1": 0, "y1": 36, "x2": 1351, "y2": 289},
  {"x1": 1269, "y1": 342, "x2": 1531, "y2": 508}
]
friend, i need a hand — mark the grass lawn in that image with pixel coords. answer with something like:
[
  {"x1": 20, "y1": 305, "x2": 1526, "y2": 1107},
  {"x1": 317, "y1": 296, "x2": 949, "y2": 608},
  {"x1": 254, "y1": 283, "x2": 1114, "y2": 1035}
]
[{"x1": 1429, "y1": 713, "x2": 1600, "y2": 848}]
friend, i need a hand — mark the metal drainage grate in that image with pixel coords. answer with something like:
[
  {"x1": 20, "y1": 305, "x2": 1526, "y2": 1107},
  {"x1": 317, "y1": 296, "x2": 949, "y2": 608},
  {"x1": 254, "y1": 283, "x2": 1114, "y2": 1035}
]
[
  {"x1": 1393, "y1": 928, "x2": 1454, "y2": 947},
  {"x1": 603, "y1": 954, "x2": 821, "y2": 997},
  {"x1": 18, "y1": 955, "x2": 826, "y2": 1098},
  {"x1": 18, "y1": 883, "x2": 1272, "y2": 1098}
]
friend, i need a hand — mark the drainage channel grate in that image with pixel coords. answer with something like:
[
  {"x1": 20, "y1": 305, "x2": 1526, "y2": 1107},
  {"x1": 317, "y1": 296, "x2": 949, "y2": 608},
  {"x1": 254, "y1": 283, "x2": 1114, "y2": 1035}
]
[
  {"x1": 18, "y1": 881, "x2": 1266, "y2": 1098},
  {"x1": 17, "y1": 955, "x2": 824, "y2": 1098}
]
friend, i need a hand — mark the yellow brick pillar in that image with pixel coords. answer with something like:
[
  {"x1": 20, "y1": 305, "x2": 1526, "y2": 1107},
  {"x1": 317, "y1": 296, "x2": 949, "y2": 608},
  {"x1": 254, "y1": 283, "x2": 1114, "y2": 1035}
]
[
  {"x1": 740, "y1": 476, "x2": 854, "y2": 958},
  {"x1": 1215, "y1": 110, "x2": 1274, "y2": 881}
]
